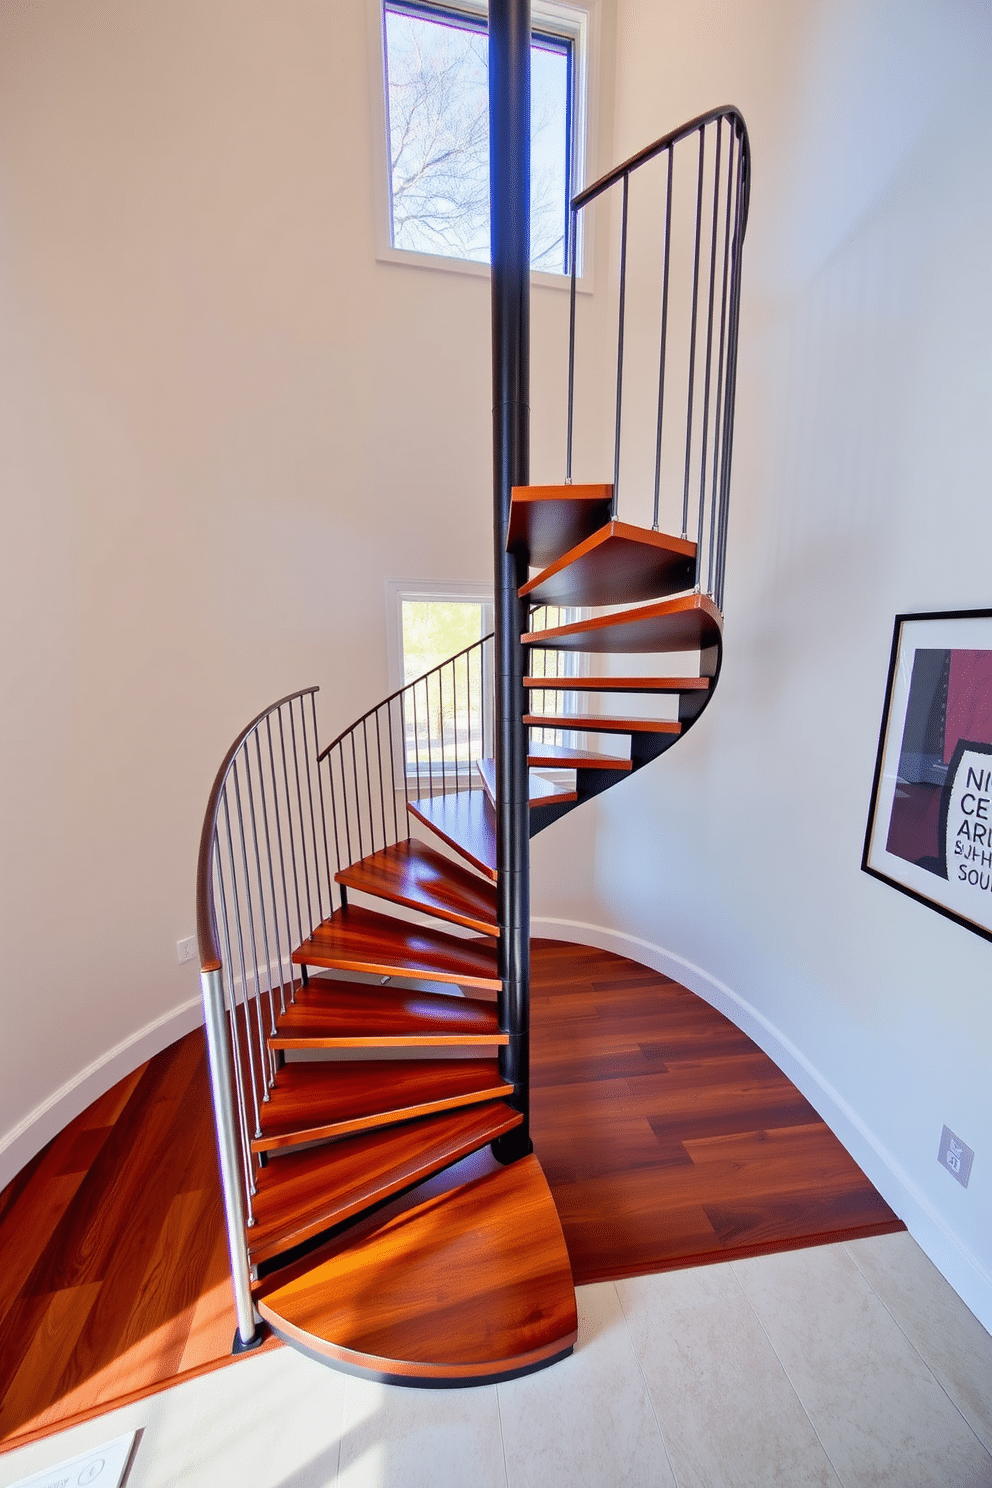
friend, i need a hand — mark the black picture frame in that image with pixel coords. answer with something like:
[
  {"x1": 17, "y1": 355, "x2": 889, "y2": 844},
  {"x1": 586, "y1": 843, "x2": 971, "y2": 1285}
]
[{"x1": 862, "y1": 607, "x2": 992, "y2": 944}]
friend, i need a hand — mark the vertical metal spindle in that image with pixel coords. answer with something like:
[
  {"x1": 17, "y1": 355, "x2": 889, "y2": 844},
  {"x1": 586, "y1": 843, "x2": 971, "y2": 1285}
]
[
  {"x1": 307, "y1": 692, "x2": 333, "y2": 915},
  {"x1": 213, "y1": 835, "x2": 255, "y2": 1206},
  {"x1": 437, "y1": 669, "x2": 447, "y2": 793},
  {"x1": 336, "y1": 744, "x2": 353, "y2": 870},
  {"x1": 708, "y1": 120, "x2": 736, "y2": 599},
  {"x1": 360, "y1": 717, "x2": 375, "y2": 855},
  {"x1": 255, "y1": 729, "x2": 288, "y2": 1016},
  {"x1": 565, "y1": 208, "x2": 578, "y2": 481},
  {"x1": 411, "y1": 685, "x2": 422, "y2": 799},
  {"x1": 716, "y1": 127, "x2": 748, "y2": 609},
  {"x1": 298, "y1": 699, "x2": 326, "y2": 922},
  {"x1": 612, "y1": 172, "x2": 630, "y2": 518},
  {"x1": 349, "y1": 732, "x2": 364, "y2": 861},
  {"x1": 230, "y1": 758, "x2": 271, "y2": 1099},
  {"x1": 652, "y1": 146, "x2": 675, "y2": 533},
  {"x1": 386, "y1": 700, "x2": 401, "y2": 842},
  {"x1": 398, "y1": 692, "x2": 412, "y2": 825},
  {"x1": 424, "y1": 679, "x2": 435, "y2": 798},
  {"x1": 242, "y1": 741, "x2": 278, "y2": 1057},
  {"x1": 696, "y1": 119, "x2": 723, "y2": 567},
  {"x1": 373, "y1": 709, "x2": 387, "y2": 847},
  {"x1": 199, "y1": 965, "x2": 258, "y2": 1347},
  {"x1": 288, "y1": 706, "x2": 316, "y2": 934},
  {"x1": 221, "y1": 791, "x2": 263, "y2": 1138},
  {"x1": 682, "y1": 126, "x2": 706, "y2": 540},
  {"x1": 277, "y1": 709, "x2": 306, "y2": 951}
]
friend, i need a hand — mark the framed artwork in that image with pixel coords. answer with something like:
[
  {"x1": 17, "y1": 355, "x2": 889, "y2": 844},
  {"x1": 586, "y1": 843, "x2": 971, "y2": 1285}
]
[{"x1": 863, "y1": 608, "x2": 992, "y2": 943}]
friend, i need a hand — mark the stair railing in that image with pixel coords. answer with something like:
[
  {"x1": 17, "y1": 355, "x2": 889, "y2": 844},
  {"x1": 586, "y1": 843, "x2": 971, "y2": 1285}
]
[
  {"x1": 317, "y1": 632, "x2": 495, "y2": 876},
  {"x1": 566, "y1": 106, "x2": 751, "y2": 610},
  {"x1": 195, "y1": 687, "x2": 332, "y2": 1349}
]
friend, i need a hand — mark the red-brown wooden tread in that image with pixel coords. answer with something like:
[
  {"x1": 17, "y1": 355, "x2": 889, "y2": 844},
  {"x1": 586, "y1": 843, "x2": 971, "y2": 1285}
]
[
  {"x1": 476, "y1": 757, "x2": 577, "y2": 809},
  {"x1": 507, "y1": 484, "x2": 614, "y2": 569},
  {"x1": 336, "y1": 839, "x2": 497, "y2": 936},
  {"x1": 525, "y1": 742, "x2": 632, "y2": 772},
  {"x1": 252, "y1": 1061, "x2": 513, "y2": 1153},
  {"x1": 407, "y1": 792, "x2": 497, "y2": 881},
  {"x1": 269, "y1": 980, "x2": 506, "y2": 1050},
  {"x1": 527, "y1": 591, "x2": 723, "y2": 655},
  {"x1": 246, "y1": 1103, "x2": 523, "y2": 1266},
  {"x1": 525, "y1": 675, "x2": 710, "y2": 694},
  {"x1": 525, "y1": 714, "x2": 681, "y2": 736},
  {"x1": 293, "y1": 905, "x2": 500, "y2": 991},
  {"x1": 257, "y1": 1154, "x2": 577, "y2": 1383},
  {"x1": 520, "y1": 520, "x2": 696, "y2": 608}
]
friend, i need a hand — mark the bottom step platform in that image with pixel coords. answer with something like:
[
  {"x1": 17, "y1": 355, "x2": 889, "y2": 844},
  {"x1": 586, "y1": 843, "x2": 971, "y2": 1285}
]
[{"x1": 257, "y1": 1153, "x2": 577, "y2": 1385}]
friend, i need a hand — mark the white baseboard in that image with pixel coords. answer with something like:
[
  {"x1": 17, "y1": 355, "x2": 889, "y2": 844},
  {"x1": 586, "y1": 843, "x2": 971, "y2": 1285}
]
[
  {"x1": 0, "y1": 995, "x2": 204, "y2": 1194},
  {"x1": 532, "y1": 914, "x2": 992, "y2": 1334}
]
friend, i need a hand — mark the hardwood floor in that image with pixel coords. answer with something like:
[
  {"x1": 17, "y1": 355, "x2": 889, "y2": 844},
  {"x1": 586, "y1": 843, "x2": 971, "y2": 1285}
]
[{"x1": 0, "y1": 941, "x2": 901, "y2": 1452}]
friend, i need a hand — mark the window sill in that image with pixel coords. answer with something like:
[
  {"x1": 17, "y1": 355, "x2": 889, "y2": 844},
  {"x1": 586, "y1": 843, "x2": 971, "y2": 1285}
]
[{"x1": 376, "y1": 242, "x2": 593, "y2": 294}]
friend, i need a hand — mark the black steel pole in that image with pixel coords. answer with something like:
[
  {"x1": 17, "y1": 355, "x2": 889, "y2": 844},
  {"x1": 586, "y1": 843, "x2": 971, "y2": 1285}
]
[{"x1": 490, "y1": 0, "x2": 532, "y2": 1162}]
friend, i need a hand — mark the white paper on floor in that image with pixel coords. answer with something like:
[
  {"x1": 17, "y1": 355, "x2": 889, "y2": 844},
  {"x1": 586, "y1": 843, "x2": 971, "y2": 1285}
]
[{"x1": 6, "y1": 1432, "x2": 137, "y2": 1488}]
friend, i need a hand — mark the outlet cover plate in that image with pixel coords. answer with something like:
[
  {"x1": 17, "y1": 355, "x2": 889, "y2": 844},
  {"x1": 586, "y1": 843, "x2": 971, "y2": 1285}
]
[
  {"x1": 938, "y1": 1125, "x2": 974, "y2": 1188},
  {"x1": 7, "y1": 1432, "x2": 137, "y2": 1488}
]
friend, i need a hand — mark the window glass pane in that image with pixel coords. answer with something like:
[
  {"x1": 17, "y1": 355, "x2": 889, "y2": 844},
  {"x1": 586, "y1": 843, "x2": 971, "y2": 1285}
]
[
  {"x1": 384, "y1": 2, "x2": 573, "y2": 272},
  {"x1": 401, "y1": 600, "x2": 484, "y2": 684}
]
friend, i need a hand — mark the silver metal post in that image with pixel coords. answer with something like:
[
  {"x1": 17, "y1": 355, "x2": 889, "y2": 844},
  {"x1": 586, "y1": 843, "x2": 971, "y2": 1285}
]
[{"x1": 199, "y1": 968, "x2": 260, "y2": 1350}]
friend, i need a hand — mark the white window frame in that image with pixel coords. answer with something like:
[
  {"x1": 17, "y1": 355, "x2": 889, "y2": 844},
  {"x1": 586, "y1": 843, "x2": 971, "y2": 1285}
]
[{"x1": 367, "y1": 0, "x2": 597, "y2": 292}]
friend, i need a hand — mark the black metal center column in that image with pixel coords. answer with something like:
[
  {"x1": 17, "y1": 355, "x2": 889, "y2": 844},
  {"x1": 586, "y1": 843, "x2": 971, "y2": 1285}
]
[{"x1": 490, "y1": 0, "x2": 533, "y2": 1163}]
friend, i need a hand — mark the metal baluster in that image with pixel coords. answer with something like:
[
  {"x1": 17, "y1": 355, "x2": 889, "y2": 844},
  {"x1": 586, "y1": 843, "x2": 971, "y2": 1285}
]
[
  {"x1": 716, "y1": 128, "x2": 747, "y2": 609},
  {"x1": 612, "y1": 172, "x2": 630, "y2": 518},
  {"x1": 307, "y1": 692, "x2": 333, "y2": 916},
  {"x1": 297, "y1": 698, "x2": 326, "y2": 924},
  {"x1": 359, "y1": 717, "x2": 374, "y2": 855},
  {"x1": 264, "y1": 717, "x2": 295, "y2": 1008},
  {"x1": 287, "y1": 705, "x2": 315, "y2": 935},
  {"x1": 682, "y1": 126, "x2": 706, "y2": 543},
  {"x1": 242, "y1": 740, "x2": 278, "y2": 1060},
  {"x1": 231, "y1": 758, "x2": 271, "y2": 1099},
  {"x1": 349, "y1": 731, "x2": 364, "y2": 861},
  {"x1": 566, "y1": 207, "x2": 578, "y2": 481},
  {"x1": 424, "y1": 679, "x2": 435, "y2": 799},
  {"x1": 398, "y1": 691, "x2": 412, "y2": 825},
  {"x1": 277, "y1": 708, "x2": 305, "y2": 951},
  {"x1": 652, "y1": 147, "x2": 675, "y2": 533},
  {"x1": 696, "y1": 119, "x2": 723, "y2": 563},
  {"x1": 437, "y1": 669, "x2": 447, "y2": 794},
  {"x1": 386, "y1": 699, "x2": 401, "y2": 843},
  {"x1": 221, "y1": 790, "x2": 263, "y2": 1137},
  {"x1": 213, "y1": 833, "x2": 255, "y2": 1205},
  {"x1": 708, "y1": 120, "x2": 736, "y2": 599}
]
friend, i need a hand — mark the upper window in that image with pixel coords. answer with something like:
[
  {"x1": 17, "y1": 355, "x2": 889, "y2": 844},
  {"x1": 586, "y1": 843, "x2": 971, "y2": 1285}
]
[{"x1": 382, "y1": 0, "x2": 581, "y2": 275}]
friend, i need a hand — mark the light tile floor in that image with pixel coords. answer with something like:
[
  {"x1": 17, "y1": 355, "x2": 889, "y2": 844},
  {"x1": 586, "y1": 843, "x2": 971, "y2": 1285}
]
[{"x1": 2, "y1": 1233, "x2": 990, "y2": 1488}]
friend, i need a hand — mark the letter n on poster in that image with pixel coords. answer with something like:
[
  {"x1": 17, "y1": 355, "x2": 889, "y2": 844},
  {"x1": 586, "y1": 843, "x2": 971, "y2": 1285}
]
[{"x1": 863, "y1": 608, "x2": 992, "y2": 942}]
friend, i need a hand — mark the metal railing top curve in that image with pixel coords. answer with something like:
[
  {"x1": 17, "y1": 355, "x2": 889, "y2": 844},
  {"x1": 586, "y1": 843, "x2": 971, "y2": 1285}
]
[{"x1": 195, "y1": 686, "x2": 320, "y2": 974}]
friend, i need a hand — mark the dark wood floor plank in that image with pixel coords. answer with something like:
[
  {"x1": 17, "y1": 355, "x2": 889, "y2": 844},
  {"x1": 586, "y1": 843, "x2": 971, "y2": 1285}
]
[{"x1": 0, "y1": 940, "x2": 902, "y2": 1452}]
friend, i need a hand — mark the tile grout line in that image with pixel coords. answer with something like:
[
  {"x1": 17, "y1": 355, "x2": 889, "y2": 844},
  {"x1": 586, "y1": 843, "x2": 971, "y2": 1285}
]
[
  {"x1": 612, "y1": 1280, "x2": 682, "y2": 1488},
  {"x1": 727, "y1": 1260, "x2": 850, "y2": 1488},
  {"x1": 840, "y1": 1241, "x2": 992, "y2": 1465}
]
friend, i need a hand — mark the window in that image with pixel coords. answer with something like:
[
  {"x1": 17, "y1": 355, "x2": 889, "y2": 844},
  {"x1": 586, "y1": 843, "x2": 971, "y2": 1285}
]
[{"x1": 381, "y1": 0, "x2": 584, "y2": 275}]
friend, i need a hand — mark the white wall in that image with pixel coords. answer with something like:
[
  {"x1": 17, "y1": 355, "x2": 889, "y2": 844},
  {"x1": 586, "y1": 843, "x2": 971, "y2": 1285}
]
[
  {"x1": 0, "y1": 0, "x2": 617, "y2": 1179},
  {"x1": 532, "y1": 0, "x2": 992, "y2": 1328}
]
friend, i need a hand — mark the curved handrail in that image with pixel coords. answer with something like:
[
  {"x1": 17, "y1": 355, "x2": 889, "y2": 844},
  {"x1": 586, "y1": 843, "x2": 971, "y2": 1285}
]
[
  {"x1": 196, "y1": 687, "x2": 319, "y2": 972},
  {"x1": 317, "y1": 633, "x2": 495, "y2": 763},
  {"x1": 571, "y1": 105, "x2": 751, "y2": 231}
]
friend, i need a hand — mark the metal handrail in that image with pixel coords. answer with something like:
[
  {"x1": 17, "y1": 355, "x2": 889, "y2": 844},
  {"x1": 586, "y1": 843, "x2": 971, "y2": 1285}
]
[{"x1": 566, "y1": 106, "x2": 750, "y2": 611}]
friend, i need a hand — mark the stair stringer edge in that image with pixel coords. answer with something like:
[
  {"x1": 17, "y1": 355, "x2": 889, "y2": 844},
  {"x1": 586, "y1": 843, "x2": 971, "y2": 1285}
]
[{"x1": 529, "y1": 914, "x2": 992, "y2": 1334}]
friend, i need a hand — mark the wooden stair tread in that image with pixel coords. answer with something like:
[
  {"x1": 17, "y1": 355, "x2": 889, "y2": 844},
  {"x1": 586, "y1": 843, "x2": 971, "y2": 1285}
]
[
  {"x1": 507, "y1": 484, "x2": 614, "y2": 569},
  {"x1": 408, "y1": 792, "x2": 497, "y2": 882},
  {"x1": 254, "y1": 1061, "x2": 513, "y2": 1153},
  {"x1": 337, "y1": 839, "x2": 497, "y2": 935},
  {"x1": 525, "y1": 741, "x2": 632, "y2": 772},
  {"x1": 525, "y1": 714, "x2": 681, "y2": 736},
  {"x1": 525, "y1": 675, "x2": 710, "y2": 694},
  {"x1": 270, "y1": 980, "x2": 506, "y2": 1049},
  {"x1": 526, "y1": 591, "x2": 723, "y2": 655},
  {"x1": 247, "y1": 1104, "x2": 523, "y2": 1266},
  {"x1": 293, "y1": 905, "x2": 500, "y2": 991},
  {"x1": 476, "y1": 757, "x2": 577, "y2": 809},
  {"x1": 520, "y1": 520, "x2": 696, "y2": 607},
  {"x1": 258, "y1": 1154, "x2": 577, "y2": 1383}
]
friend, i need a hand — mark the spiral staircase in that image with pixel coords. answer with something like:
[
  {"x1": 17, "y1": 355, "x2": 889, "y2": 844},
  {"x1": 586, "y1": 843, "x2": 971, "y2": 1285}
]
[{"x1": 196, "y1": 105, "x2": 749, "y2": 1385}]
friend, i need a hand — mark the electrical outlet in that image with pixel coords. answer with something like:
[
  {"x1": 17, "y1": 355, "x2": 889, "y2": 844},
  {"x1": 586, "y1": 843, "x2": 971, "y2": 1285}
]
[
  {"x1": 176, "y1": 936, "x2": 197, "y2": 966},
  {"x1": 938, "y1": 1125, "x2": 974, "y2": 1188}
]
